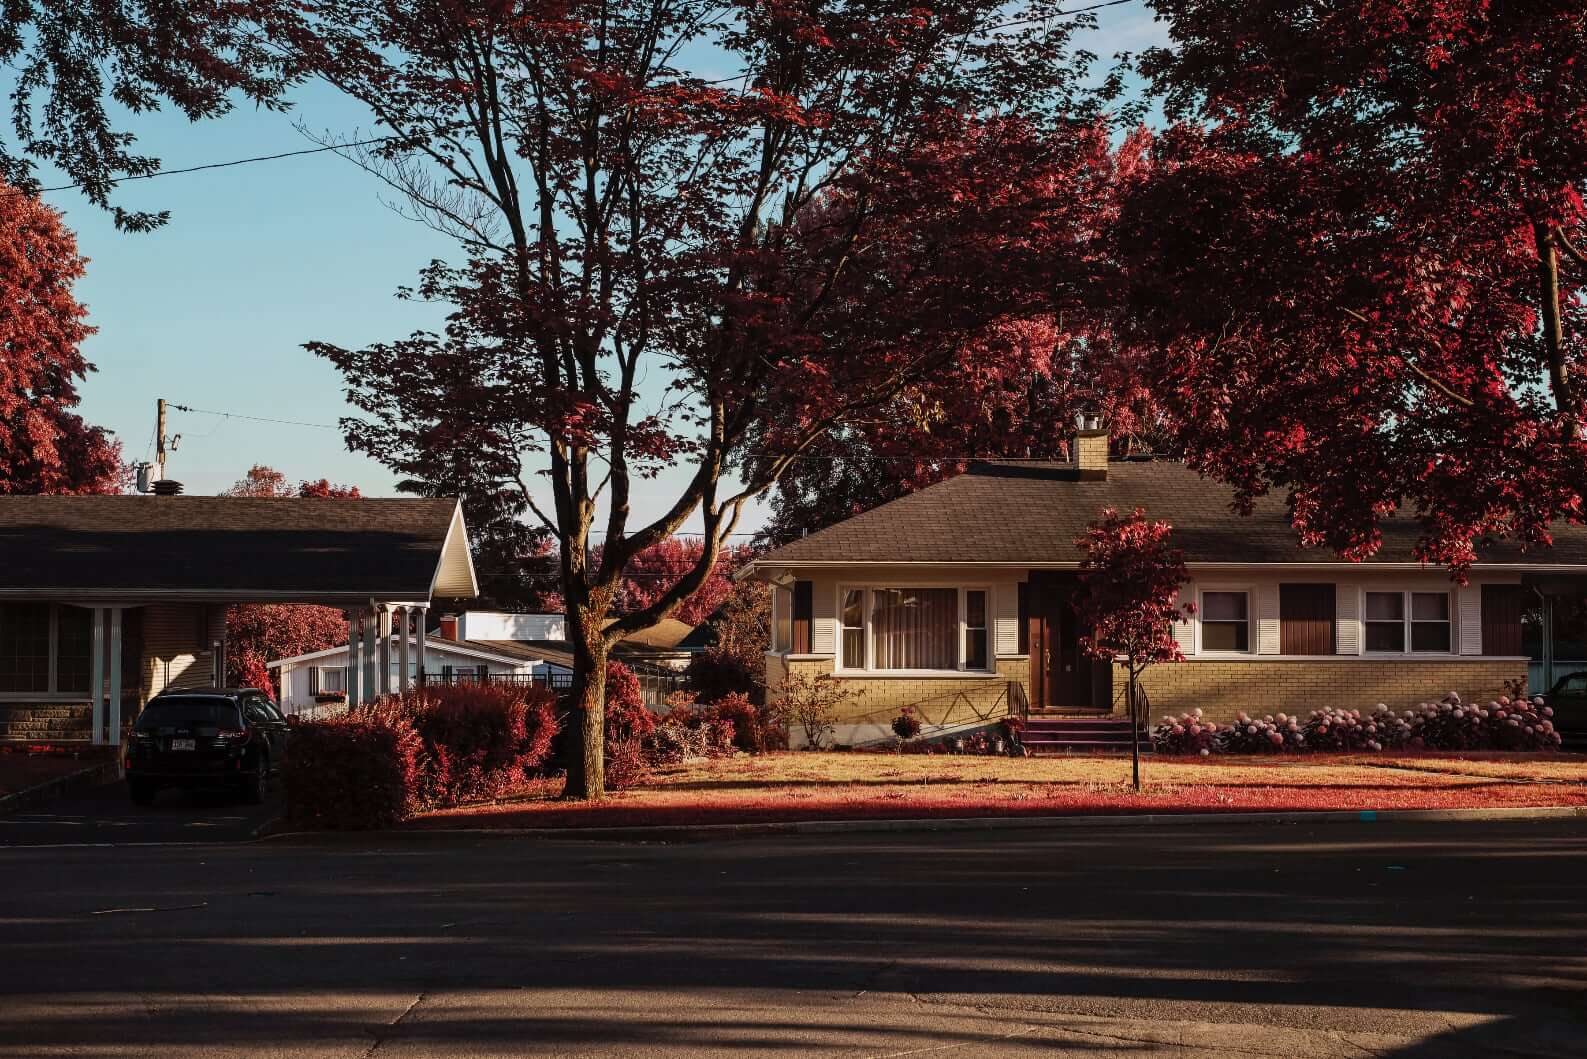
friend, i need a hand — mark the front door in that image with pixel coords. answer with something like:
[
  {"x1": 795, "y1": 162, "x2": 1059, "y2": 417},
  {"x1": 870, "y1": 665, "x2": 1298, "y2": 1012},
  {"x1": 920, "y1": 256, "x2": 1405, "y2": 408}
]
[{"x1": 1028, "y1": 572, "x2": 1103, "y2": 710}]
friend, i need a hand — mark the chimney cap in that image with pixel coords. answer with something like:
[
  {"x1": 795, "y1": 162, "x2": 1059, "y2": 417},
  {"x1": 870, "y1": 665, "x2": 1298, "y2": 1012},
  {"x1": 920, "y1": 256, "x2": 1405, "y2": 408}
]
[{"x1": 1074, "y1": 411, "x2": 1104, "y2": 433}]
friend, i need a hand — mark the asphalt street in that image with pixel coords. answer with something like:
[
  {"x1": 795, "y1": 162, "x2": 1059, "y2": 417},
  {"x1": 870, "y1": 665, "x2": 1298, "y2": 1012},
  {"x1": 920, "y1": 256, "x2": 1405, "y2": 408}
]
[
  {"x1": 0, "y1": 816, "x2": 1584, "y2": 1057},
  {"x1": 0, "y1": 777, "x2": 282, "y2": 846}
]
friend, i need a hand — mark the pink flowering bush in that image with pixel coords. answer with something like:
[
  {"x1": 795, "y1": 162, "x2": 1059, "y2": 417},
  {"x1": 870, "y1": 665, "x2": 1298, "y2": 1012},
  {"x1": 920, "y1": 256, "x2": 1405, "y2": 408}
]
[
  {"x1": 1222, "y1": 711, "x2": 1306, "y2": 753},
  {"x1": 1152, "y1": 709, "x2": 1218, "y2": 756},
  {"x1": 1151, "y1": 691, "x2": 1560, "y2": 756}
]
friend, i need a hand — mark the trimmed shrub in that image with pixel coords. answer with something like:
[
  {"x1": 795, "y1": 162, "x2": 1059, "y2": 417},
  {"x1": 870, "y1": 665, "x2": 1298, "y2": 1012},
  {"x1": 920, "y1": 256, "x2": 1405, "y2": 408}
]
[
  {"x1": 706, "y1": 692, "x2": 766, "y2": 753},
  {"x1": 1221, "y1": 711, "x2": 1306, "y2": 753},
  {"x1": 1300, "y1": 707, "x2": 1381, "y2": 752},
  {"x1": 285, "y1": 711, "x2": 421, "y2": 829},
  {"x1": 393, "y1": 683, "x2": 558, "y2": 806},
  {"x1": 604, "y1": 661, "x2": 658, "y2": 790}
]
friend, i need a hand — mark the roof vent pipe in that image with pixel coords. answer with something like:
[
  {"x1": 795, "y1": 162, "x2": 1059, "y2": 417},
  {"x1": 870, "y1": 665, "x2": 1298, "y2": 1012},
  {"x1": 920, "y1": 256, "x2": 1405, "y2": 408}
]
[{"x1": 151, "y1": 479, "x2": 185, "y2": 496}]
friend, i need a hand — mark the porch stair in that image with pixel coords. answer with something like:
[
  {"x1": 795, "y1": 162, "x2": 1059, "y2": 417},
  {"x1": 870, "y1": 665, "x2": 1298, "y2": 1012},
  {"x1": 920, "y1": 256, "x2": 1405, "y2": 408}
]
[
  {"x1": 0, "y1": 705, "x2": 93, "y2": 743},
  {"x1": 1020, "y1": 716, "x2": 1150, "y2": 755}
]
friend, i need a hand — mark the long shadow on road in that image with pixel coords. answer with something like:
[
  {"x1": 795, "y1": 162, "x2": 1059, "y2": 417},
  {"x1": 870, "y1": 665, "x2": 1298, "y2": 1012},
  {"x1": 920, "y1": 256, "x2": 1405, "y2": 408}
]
[{"x1": 0, "y1": 818, "x2": 1582, "y2": 1056}]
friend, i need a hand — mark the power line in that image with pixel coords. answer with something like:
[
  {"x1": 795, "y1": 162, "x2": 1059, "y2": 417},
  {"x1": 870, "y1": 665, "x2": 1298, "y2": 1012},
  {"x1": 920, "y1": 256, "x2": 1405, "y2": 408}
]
[
  {"x1": 36, "y1": 138, "x2": 398, "y2": 195},
  {"x1": 169, "y1": 403, "x2": 342, "y2": 430}
]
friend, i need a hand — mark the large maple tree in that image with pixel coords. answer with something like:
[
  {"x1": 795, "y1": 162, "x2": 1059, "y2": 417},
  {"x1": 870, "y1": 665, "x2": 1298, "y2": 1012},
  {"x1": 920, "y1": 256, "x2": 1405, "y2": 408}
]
[
  {"x1": 1120, "y1": 1, "x2": 1587, "y2": 571},
  {"x1": 1, "y1": 2, "x2": 291, "y2": 230},
  {"x1": 0, "y1": 184, "x2": 121, "y2": 494},
  {"x1": 297, "y1": 0, "x2": 1122, "y2": 797}
]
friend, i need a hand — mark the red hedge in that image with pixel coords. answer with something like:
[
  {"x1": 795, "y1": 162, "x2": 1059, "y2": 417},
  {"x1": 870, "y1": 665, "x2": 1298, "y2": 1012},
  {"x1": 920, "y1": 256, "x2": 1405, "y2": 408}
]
[{"x1": 285, "y1": 712, "x2": 421, "y2": 829}]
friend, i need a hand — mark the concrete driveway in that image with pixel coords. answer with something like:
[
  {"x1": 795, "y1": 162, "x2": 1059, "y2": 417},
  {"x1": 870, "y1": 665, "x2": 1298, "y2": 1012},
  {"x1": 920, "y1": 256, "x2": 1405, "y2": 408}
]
[
  {"x1": 0, "y1": 777, "x2": 281, "y2": 846},
  {"x1": 0, "y1": 816, "x2": 1584, "y2": 1057}
]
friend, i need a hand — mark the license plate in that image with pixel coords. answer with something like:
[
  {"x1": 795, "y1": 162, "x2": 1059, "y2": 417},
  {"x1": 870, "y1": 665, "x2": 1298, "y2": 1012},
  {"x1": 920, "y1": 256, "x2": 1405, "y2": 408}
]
[{"x1": 170, "y1": 738, "x2": 196, "y2": 751}]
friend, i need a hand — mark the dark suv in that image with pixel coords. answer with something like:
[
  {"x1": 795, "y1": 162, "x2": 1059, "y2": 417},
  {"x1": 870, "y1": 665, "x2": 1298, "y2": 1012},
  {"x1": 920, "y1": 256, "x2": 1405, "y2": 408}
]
[{"x1": 126, "y1": 689, "x2": 289, "y2": 805}]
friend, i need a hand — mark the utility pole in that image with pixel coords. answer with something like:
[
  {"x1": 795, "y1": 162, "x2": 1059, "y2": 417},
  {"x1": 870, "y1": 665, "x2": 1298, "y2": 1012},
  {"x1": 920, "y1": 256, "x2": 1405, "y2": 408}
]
[{"x1": 156, "y1": 398, "x2": 168, "y2": 481}]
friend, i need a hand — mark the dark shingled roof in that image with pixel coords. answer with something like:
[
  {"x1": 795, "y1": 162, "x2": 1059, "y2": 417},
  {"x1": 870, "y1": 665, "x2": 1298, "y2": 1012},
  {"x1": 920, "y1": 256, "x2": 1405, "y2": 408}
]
[
  {"x1": 0, "y1": 495, "x2": 472, "y2": 601},
  {"x1": 756, "y1": 460, "x2": 1587, "y2": 567}
]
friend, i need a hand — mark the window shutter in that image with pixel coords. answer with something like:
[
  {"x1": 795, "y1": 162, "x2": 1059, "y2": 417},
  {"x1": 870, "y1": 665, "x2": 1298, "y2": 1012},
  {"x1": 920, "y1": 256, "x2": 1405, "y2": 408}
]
[
  {"x1": 1256, "y1": 583, "x2": 1281, "y2": 654},
  {"x1": 1017, "y1": 582, "x2": 1030, "y2": 655},
  {"x1": 1335, "y1": 585, "x2": 1361, "y2": 655},
  {"x1": 792, "y1": 580, "x2": 813, "y2": 654},
  {"x1": 811, "y1": 617, "x2": 836, "y2": 655},
  {"x1": 1458, "y1": 585, "x2": 1483, "y2": 655},
  {"x1": 309, "y1": 666, "x2": 319, "y2": 695},
  {"x1": 1280, "y1": 584, "x2": 1336, "y2": 655},
  {"x1": 1480, "y1": 585, "x2": 1524, "y2": 656}
]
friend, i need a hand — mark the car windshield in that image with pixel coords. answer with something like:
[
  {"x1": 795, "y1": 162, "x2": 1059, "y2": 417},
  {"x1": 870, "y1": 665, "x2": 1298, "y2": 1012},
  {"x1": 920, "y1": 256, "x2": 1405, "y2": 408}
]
[{"x1": 135, "y1": 699, "x2": 242, "y2": 729}]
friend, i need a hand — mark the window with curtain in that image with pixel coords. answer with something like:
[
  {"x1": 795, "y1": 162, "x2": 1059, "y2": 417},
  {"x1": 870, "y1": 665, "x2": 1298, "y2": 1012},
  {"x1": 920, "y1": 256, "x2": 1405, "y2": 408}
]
[
  {"x1": 0, "y1": 603, "x2": 51, "y2": 693},
  {"x1": 964, "y1": 590, "x2": 988, "y2": 670},
  {"x1": 840, "y1": 589, "x2": 865, "y2": 669},
  {"x1": 56, "y1": 606, "x2": 93, "y2": 693},
  {"x1": 1201, "y1": 591, "x2": 1250, "y2": 652},
  {"x1": 838, "y1": 587, "x2": 991, "y2": 672}
]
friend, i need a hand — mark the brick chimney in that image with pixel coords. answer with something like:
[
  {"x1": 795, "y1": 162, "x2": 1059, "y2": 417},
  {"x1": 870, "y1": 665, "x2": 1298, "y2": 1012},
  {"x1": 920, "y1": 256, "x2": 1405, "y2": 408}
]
[
  {"x1": 438, "y1": 614, "x2": 460, "y2": 641},
  {"x1": 1073, "y1": 412, "x2": 1108, "y2": 480}
]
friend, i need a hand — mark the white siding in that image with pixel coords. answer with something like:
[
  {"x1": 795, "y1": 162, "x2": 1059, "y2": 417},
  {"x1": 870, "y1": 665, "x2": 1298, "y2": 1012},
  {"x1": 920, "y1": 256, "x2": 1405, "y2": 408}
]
[
  {"x1": 1256, "y1": 582, "x2": 1281, "y2": 654},
  {"x1": 1335, "y1": 584, "x2": 1360, "y2": 655},
  {"x1": 1458, "y1": 584, "x2": 1483, "y2": 655},
  {"x1": 142, "y1": 604, "x2": 220, "y2": 698},
  {"x1": 1172, "y1": 581, "x2": 1195, "y2": 655}
]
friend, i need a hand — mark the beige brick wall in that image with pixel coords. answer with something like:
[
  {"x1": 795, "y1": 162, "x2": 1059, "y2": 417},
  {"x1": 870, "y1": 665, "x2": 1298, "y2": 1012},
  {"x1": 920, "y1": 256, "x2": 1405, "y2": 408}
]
[
  {"x1": 1126, "y1": 659, "x2": 1526, "y2": 724},
  {"x1": 766, "y1": 655, "x2": 1029, "y2": 746}
]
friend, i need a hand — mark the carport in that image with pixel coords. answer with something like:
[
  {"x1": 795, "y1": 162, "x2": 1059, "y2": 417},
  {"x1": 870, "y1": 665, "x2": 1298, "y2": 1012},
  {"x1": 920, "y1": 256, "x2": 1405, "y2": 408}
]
[{"x1": 0, "y1": 495, "x2": 478, "y2": 745}]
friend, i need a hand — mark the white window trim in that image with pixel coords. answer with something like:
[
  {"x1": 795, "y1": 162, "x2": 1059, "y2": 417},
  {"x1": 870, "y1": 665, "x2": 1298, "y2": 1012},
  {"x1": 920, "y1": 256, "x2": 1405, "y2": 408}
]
[
  {"x1": 1361, "y1": 586, "x2": 1456, "y2": 658},
  {"x1": 1196, "y1": 584, "x2": 1256, "y2": 657},
  {"x1": 834, "y1": 583, "x2": 995, "y2": 676}
]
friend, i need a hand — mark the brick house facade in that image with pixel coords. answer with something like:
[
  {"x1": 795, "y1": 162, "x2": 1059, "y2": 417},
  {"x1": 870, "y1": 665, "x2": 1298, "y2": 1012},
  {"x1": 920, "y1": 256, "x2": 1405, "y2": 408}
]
[{"x1": 747, "y1": 426, "x2": 1581, "y2": 747}]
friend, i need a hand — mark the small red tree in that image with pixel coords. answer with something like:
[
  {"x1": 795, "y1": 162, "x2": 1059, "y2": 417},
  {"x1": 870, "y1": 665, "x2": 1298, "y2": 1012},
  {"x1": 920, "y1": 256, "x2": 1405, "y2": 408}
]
[
  {"x1": 222, "y1": 466, "x2": 361, "y2": 697},
  {"x1": 0, "y1": 185, "x2": 122, "y2": 495},
  {"x1": 1074, "y1": 508, "x2": 1193, "y2": 791}
]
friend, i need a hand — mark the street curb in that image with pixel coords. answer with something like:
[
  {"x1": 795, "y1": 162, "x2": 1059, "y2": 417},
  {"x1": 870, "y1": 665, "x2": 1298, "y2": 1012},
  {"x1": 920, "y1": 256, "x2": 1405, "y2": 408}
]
[
  {"x1": 258, "y1": 803, "x2": 1587, "y2": 845},
  {"x1": 0, "y1": 757, "x2": 121, "y2": 817}
]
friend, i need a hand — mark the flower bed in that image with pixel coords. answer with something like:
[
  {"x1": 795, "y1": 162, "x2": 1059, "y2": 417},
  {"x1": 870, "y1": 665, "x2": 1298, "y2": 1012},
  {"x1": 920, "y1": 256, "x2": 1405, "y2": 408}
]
[{"x1": 1153, "y1": 693, "x2": 1562, "y2": 756}]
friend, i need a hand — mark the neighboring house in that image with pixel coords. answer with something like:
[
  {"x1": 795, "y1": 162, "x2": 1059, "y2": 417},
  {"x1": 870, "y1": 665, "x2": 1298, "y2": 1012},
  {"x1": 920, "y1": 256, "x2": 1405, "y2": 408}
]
[
  {"x1": 0, "y1": 494, "x2": 477, "y2": 745},
  {"x1": 743, "y1": 421, "x2": 1587, "y2": 747},
  {"x1": 449, "y1": 610, "x2": 698, "y2": 705},
  {"x1": 267, "y1": 636, "x2": 543, "y2": 715}
]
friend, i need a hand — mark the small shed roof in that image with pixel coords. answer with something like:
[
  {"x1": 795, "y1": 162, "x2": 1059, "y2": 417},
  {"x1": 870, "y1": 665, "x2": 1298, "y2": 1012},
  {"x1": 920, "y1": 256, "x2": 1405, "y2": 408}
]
[{"x1": 0, "y1": 495, "x2": 477, "y2": 603}]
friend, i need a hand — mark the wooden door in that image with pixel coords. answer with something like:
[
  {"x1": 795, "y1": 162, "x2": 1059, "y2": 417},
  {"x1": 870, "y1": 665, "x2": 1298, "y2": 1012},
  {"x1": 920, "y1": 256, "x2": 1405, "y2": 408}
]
[{"x1": 1027, "y1": 572, "x2": 1101, "y2": 710}]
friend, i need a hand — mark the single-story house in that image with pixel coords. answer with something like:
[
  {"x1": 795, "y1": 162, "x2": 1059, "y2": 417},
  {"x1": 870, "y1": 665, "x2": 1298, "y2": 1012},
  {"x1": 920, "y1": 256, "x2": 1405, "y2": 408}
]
[
  {"x1": 266, "y1": 635, "x2": 544, "y2": 715},
  {"x1": 0, "y1": 494, "x2": 477, "y2": 744},
  {"x1": 743, "y1": 420, "x2": 1587, "y2": 747}
]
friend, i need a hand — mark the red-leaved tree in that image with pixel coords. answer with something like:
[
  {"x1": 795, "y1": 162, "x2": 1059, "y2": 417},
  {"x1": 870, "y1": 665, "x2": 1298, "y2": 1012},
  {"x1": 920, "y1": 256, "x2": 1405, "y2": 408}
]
[
  {"x1": 1119, "y1": 2, "x2": 1587, "y2": 572},
  {"x1": 0, "y1": 184, "x2": 122, "y2": 495},
  {"x1": 299, "y1": 0, "x2": 1124, "y2": 798},
  {"x1": 1074, "y1": 507, "x2": 1193, "y2": 791},
  {"x1": 222, "y1": 466, "x2": 361, "y2": 696}
]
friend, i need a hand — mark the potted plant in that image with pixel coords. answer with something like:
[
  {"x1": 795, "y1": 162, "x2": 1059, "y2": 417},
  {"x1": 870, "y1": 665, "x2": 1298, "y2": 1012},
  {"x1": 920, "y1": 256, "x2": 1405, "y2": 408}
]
[{"x1": 891, "y1": 707, "x2": 923, "y2": 741}]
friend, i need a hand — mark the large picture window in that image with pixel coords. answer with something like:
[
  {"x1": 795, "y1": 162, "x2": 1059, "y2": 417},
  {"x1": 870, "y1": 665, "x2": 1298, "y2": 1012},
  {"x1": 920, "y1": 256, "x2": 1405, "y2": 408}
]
[
  {"x1": 837, "y1": 587, "x2": 992, "y2": 673},
  {"x1": 0, "y1": 603, "x2": 138, "y2": 697},
  {"x1": 0, "y1": 603, "x2": 51, "y2": 693},
  {"x1": 1200, "y1": 591, "x2": 1251, "y2": 652}
]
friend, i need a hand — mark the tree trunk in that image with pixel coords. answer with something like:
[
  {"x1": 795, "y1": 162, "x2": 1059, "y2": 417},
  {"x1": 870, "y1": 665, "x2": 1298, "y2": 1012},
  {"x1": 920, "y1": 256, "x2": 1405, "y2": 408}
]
[
  {"x1": 562, "y1": 624, "x2": 609, "y2": 801},
  {"x1": 1128, "y1": 669, "x2": 1142, "y2": 793},
  {"x1": 1534, "y1": 221, "x2": 1573, "y2": 414}
]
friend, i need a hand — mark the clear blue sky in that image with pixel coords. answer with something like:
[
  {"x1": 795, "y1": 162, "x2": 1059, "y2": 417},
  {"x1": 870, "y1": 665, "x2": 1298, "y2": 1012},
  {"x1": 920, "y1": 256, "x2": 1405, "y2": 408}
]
[{"x1": 40, "y1": 4, "x2": 1167, "y2": 531}]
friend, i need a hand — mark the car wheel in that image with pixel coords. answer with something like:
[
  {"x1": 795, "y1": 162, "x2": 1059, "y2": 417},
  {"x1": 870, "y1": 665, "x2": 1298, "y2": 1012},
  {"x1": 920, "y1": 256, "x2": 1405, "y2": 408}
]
[
  {"x1": 241, "y1": 755, "x2": 269, "y2": 805},
  {"x1": 128, "y1": 778, "x2": 157, "y2": 806}
]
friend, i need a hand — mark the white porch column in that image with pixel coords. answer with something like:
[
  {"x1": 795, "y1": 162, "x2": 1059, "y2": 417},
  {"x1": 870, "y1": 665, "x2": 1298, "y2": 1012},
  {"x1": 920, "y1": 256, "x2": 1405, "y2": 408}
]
[
  {"x1": 346, "y1": 610, "x2": 363, "y2": 707},
  {"x1": 108, "y1": 609, "x2": 123, "y2": 746},
  {"x1": 395, "y1": 606, "x2": 410, "y2": 695},
  {"x1": 362, "y1": 607, "x2": 379, "y2": 703},
  {"x1": 376, "y1": 606, "x2": 393, "y2": 696},
  {"x1": 414, "y1": 605, "x2": 429, "y2": 686},
  {"x1": 89, "y1": 608, "x2": 106, "y2": 745}
]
